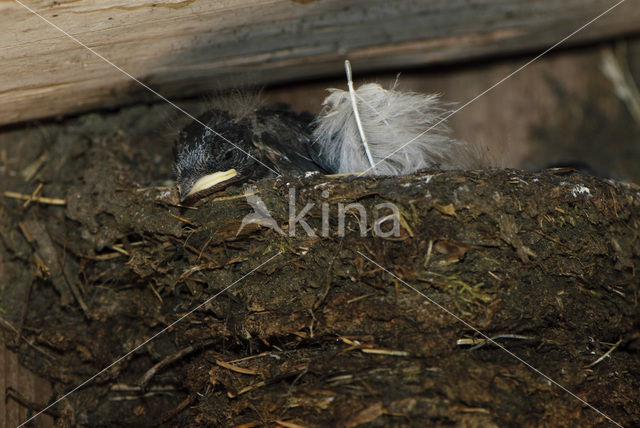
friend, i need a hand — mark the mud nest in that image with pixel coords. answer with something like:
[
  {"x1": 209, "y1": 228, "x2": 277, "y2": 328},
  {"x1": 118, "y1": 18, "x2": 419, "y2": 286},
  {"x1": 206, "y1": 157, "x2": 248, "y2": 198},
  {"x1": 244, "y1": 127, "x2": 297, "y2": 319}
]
[{"x1": 1, "y1": 104, "x2": 639, "y2": 427}]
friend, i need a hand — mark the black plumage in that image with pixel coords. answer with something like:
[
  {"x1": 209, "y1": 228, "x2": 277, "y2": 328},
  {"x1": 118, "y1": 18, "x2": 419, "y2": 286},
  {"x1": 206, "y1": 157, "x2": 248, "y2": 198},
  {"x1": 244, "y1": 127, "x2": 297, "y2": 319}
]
[
  {"x1": 174, "y1": 71, "x2": 487, "y2": 202},
  {"x1": 174, "y1": 103, "x2": 331, "y2": 201}
]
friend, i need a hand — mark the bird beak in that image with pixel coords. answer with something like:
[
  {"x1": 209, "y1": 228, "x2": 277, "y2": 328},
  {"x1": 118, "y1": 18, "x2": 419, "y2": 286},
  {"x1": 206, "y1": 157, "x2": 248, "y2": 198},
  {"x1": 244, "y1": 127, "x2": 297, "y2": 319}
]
[{"x1": 181, "y1": 168, "x2": 238, "y2": 201}]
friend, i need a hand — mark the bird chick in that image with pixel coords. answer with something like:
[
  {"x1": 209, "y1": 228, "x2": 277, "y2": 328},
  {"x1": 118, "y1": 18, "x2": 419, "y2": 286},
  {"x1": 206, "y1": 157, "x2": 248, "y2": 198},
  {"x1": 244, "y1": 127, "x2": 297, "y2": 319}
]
[
  {"x1": 174, "y1": 104, "x2": 329, "y2": 201},
  {"x1": 175, "y1": 68, "x2": 487, "y2": 201}
]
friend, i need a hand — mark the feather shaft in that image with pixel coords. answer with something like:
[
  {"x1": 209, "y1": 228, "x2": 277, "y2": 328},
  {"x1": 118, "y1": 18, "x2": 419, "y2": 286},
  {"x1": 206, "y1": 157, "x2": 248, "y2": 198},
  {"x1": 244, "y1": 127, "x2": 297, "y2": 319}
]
[{"x1": 345, "y1": 60, "x2": 375, "y2": 170}]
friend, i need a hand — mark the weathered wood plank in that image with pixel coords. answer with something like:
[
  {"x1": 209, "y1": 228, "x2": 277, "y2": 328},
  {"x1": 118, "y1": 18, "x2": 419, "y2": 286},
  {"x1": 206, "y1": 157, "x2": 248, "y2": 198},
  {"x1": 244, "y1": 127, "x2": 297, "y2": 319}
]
[{"x1": 1, "y1": 0, "x2": 640, "y2": 125}]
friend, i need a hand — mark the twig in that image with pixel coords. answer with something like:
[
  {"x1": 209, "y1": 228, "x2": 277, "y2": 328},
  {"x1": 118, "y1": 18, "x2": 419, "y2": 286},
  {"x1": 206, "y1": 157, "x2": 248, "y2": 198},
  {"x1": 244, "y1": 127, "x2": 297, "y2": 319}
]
[
  {"x1": 197, "y1": 234, "x2": 214, "y2": 263},
  {"x1": 209, "y1": 190, "x2": 258, "y2": 202},
  {"x1": 169, "y1": 236, "x2": 218, "y2": 263},
  {"x1": 139, "y1": 340, "x2": 214, "y2": 388},
  {"x1": 216, "y1": 359, "x2": 261, "y2": 376},
  {"x1": 23, "y1": 183, "x2": 44, "y2": 208},
  {"x1": 148, "y1": 283, "x2": 163, "y2": 303},
  {"x1": 338, "y1": 336, "x2": 409, "y2": 357},
  {"x1": 227, "y1": 366, "x2": 307, "y2": 399},
  {"x1": 228, "y1": 381, "x2": 266, "y2": 398},
  {"x1": 226, "y1": 351, "x2": 274, "y2": 364},
  {"x1": 5, "y1": 387, "x2": 62, "y2": 418},
  {"x1": 585, "y1": 338, "x2": 622, "y2": 368},
  {"x1": 274, "y1": 420, "x2": 307, "y2": 428},
  {"x1": 18, "y1": 220, "x2": 89, "y2": 317},
  {"x1": 164, "y1": 201, "x2": 198, "y2": 210},
  {"x1": 108, "y1": 384, "x2": 177, "y2": 401},
  {"x1": 169, "y1": 212, "x2": 200, "y2": 227},
  {"x1": 109, "y1": 244, "x2": 129, "y2": 256},
  {"x1": 456, "y1": 334, "x2": 536, "y2": 350},
  {"x1": 21, "y1": 151, "x2": 49, "y2": 181},
  {"x1": 147, "y1": 393, "x2": 196, "y2": 426},
  {"x1": 360, "y1": 348, "x2": 409, "y2": 357},
  {"x1": 0, "y1": 316, "x2": 57, "y2": 360},
  {"x1": 4, "y1": 191, "x2": 66, "y2": 205},
  {"x1": 424, "y1": 239, "x2": 434, "y2": 267}
]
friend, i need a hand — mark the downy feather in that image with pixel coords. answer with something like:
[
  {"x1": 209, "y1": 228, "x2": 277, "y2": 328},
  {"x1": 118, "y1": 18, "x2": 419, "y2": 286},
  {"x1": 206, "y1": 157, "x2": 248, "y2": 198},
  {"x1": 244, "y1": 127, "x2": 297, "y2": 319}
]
[{"x1": 312, "y1": 82, "x2": 482, "y2": 175}]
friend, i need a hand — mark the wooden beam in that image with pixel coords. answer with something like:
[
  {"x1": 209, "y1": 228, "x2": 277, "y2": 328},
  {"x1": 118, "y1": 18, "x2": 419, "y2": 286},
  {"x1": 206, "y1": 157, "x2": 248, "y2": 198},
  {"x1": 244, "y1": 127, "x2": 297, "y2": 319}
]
[{"x1": 1, "y1": 0, "x2": 640, "y2": 126}]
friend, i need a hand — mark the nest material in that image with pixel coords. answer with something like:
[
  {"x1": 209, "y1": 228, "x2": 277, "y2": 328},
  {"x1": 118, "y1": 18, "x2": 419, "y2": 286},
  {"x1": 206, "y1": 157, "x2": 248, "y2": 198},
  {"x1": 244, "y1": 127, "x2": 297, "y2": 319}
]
[{"x1": 0, "y1": 103, "x2": 639, "y2": 427}]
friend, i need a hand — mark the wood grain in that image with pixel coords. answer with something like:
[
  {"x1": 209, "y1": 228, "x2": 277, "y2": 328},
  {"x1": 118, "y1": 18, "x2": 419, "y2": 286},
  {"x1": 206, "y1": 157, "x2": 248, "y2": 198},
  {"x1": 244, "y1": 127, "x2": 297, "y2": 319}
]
[
  {"x1": 1, "y1": 0, "x2": 640, "y2": 125},
  {"x1": 0, "y1": 339, "x2": 53, "y2": 428}
]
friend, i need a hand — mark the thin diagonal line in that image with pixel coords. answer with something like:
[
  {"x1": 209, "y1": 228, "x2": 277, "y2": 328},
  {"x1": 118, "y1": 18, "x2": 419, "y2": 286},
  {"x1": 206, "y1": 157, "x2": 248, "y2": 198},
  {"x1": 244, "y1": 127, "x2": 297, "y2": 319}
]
[
  {"x1": 18, "y1": 252, "x2": 282, "y2": 427},
  {"x1": 358, "y1": 0, "x2": 628, "y2": 176},
  {"x1": 13, "y1": 0, "x2": 280, "y2": 177},
  {"x1": 356, "y1": 251, "x2": 623, "y2": 427}
]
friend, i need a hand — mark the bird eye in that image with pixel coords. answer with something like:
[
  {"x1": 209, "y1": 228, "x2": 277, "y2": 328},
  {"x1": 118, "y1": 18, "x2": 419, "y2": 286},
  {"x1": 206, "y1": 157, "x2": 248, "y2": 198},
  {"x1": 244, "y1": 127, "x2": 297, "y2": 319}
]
[{"x1": 224, "y1": 151, "x2": 233, "y2": 160}]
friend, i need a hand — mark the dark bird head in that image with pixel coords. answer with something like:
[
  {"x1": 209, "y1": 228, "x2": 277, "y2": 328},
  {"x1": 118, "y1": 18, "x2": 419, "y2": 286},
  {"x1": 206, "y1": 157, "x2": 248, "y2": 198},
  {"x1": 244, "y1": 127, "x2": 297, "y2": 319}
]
[
  {"x1": 174, "y1": 104, "x2": 332, "y2": 202},
  {"x1": 173, "y1": 109, "x2": 268, "y2": 201}
]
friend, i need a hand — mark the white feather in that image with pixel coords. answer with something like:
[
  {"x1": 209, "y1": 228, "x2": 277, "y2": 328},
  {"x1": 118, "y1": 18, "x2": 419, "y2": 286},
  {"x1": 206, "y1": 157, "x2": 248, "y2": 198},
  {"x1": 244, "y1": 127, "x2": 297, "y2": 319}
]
[{"x1": 313, "y1": 81, "x2": 482, "y2": 175}]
